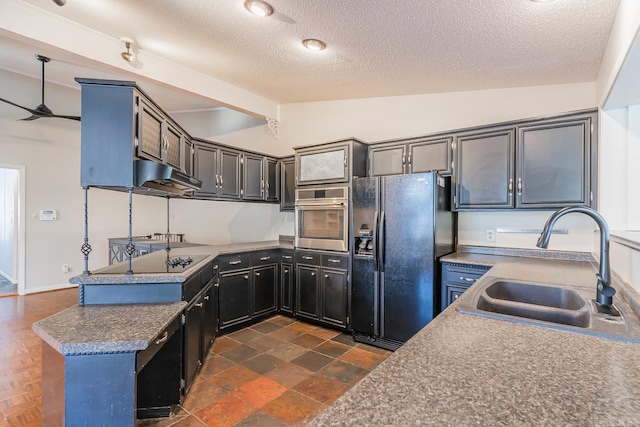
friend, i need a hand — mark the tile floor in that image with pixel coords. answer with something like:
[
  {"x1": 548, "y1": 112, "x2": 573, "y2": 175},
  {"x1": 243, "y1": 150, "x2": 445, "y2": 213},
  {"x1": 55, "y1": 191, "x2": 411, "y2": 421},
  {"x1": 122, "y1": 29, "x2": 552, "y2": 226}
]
[{"x1": 139, "y1": 317, "x2": 392, "y2": 427}]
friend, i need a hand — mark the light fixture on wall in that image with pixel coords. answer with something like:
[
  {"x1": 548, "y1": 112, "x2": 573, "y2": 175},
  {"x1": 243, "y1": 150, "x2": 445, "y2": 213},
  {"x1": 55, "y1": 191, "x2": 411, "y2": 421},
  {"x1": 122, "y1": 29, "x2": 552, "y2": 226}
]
[
  {"x1": 244, "y1": 0, "x2": 274, "y2": 17},
  {"x1": 120, "y1": 38, "x2": 136, "y2": 63},
  {"x1": 302, "y1": 38, "x2": 327, "y2": 51}
]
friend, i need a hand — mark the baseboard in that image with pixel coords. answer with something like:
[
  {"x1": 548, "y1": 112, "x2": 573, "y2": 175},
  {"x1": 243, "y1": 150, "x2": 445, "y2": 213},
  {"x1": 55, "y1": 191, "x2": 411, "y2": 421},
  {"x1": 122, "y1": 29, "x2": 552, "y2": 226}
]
[{"x1": 26, "y1": 283, "x2": 78, "y2": 295}]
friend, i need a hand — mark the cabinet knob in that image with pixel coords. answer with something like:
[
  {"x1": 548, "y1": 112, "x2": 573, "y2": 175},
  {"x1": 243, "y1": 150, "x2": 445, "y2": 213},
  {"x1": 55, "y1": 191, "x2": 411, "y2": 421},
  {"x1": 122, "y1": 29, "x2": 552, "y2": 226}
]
[
  {"x1": 284, "y1": 269, "x2": 289, "y2": 273},
  {"x1": 324, "y1": 274, "x2": 329, "y2": 279},
  {"x1": 508, "y1": 178, "x2": 513, "y2": 195},
  {"x1": 195, "y1": 303, "x2": 203, "y2": 308},
  {"x1": 454, "y1": 294, "x2": 459, "y2": 300},
  {"x1": 311, "y1": 272, "x2": 316, "y2": 277},
  {"x1": 256, "y1": 272, "x2": 261, "y2": 277},
  {"x1": 243, "y1": 275, "x2": 249, "y2": 280},
  {"x1": 204, "y1": 295, "x2": 210, "y2": 301}
]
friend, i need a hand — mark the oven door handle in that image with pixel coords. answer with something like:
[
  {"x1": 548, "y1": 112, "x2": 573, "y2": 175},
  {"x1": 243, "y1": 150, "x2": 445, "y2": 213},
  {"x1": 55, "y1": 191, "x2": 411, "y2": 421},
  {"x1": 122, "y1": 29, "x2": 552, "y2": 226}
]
[{"x1": 294, "y1": 201, "x2": 347, "y2": 208}]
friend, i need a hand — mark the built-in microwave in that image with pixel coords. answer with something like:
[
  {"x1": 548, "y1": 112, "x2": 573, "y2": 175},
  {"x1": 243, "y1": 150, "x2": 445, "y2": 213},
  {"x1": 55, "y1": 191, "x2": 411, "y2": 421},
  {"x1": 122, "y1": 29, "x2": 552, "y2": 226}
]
[{"x1": 295, "y1": 186, "x2": 349, "y2": 252}]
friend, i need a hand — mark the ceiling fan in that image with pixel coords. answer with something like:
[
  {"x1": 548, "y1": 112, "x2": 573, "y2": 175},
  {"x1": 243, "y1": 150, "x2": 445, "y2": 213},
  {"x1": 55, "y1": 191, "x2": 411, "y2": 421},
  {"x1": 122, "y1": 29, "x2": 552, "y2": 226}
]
[{"x1": 0, "y1": 54, "x2": 80, "y2": 122}]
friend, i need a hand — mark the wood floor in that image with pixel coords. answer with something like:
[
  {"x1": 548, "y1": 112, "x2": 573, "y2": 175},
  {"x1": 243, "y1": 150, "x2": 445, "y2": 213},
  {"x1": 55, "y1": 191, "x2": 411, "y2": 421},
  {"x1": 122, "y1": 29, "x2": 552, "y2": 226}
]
[
  {"x1": 0, "y1": 287, "x2": 78, "y2": 427},
  {"x1": 0, "y1": 289, "x2": 391, "y2": 427}
]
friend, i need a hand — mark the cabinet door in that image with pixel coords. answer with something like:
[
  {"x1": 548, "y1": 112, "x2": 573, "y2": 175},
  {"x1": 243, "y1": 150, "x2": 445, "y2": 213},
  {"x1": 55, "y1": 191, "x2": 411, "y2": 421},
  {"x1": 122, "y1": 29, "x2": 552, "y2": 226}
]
[
  {"x1": 164, "y1": 121, "x2": 182, "y2": 169},
  {"x1": 183, "y1": 298, "x2": 203, "y2": 394},
  {"x1": 280, "y1": 158, "x2": 295, "y2": 211},
  {"x1": 296, "y1": 144, "x2": 349, "y2": 185},
  {"x1": 517, "y1": 118, "x2": 591, "y2": 208},
  {"x1": 320, "y1": 268, "x2": 348, "y2": 328},
  {"x1": 137, "y1": 99, "x2": 164, "y2": 162},
  {"x1": 218, "y1": 270, "x2": 251, "y2": 329},
  {"x1": 455, "y1": 128, "x2": 515, "y2": 209},
  {"x1": 182, "y1": 137, "x2": 193, "y2": 176},
  {"x1": 219, "y1": 148, "x2": 241, "y2": 199},
  {"x1": 193, "y1": 144, "x2": 218, "y2": 198},
  {"x1": 202, "y1": 282, "x2": 217, "y2": 354},
  {"x1": 253, "y1": 265, "x2": 277, "y2": 316},
  {"x1": 296, "y1": 265, "x2": 320, "y2": 319},
  {"x1": 369, "y1": 144, "x2": 405, "y2": 176},
  {"x1": 243, "y1": 154, "x2": 264, "y2": 200},
  {"x1": 409, "y1": 137, "x2": 452, "y2": 175},
  {"x1": 265, "y1": 158, "x2": 279, "y2": 202},
  {"x1": 280, "y1": 262, "x2": 293, "y2": 314}
]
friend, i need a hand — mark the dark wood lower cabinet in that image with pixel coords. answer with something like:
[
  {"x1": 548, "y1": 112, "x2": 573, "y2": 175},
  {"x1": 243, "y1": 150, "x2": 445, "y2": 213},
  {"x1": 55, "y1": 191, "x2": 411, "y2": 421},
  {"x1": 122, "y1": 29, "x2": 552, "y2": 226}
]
[
  {"x1": 280, "y1": 261, "x2": 293, "y2": 314},
  {"x1": 183, "y1": 296, "x2": 203, "y2": 394},
  {"x1": 253, "y1": 265, "x2": 277, "y2": 316},
  {"x1": 296, "y1": 265, "x2": 320, "y2": 319},
  {"x1": 320, "y1": 269, "x2": 348, "y2": 328},
  {"x1": 219, "y1": 270, "x2": 252, "y2": 330}
]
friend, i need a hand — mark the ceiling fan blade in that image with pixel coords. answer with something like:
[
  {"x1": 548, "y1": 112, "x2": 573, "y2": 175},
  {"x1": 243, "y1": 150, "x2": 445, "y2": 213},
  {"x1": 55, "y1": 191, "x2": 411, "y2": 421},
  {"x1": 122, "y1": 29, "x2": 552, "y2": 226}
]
[
  {"x1": 0, "y1": 97, "x2": 39, "y2": 114},
  {"x1": 48, "y1": 114, "x2": 81, "y2": 122},
  {"x1": 18, "y1": 115, "x2": 41, "y2": 121}
]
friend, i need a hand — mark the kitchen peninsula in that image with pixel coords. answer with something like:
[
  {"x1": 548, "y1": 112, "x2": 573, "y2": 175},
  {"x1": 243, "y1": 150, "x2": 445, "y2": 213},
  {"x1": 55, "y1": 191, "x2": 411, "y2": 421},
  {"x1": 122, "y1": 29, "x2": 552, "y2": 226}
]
[{"x1": 33, "y1": 240, "x2": 292, "y2": 426}]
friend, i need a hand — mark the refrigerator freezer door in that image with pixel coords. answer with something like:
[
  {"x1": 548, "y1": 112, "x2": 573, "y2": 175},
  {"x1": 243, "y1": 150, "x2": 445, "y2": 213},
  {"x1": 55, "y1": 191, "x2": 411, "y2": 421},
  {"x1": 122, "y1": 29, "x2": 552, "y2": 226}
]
[{"x1": 380, "y1": 173, "x2": 437, "y2": 343}]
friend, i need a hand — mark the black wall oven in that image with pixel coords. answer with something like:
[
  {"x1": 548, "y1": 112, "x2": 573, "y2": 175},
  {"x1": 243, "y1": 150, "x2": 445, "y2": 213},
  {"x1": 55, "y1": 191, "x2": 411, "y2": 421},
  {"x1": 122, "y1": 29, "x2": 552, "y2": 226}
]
[{"x1": 295, "y1": 186, "x2": 349, "y2": 252}]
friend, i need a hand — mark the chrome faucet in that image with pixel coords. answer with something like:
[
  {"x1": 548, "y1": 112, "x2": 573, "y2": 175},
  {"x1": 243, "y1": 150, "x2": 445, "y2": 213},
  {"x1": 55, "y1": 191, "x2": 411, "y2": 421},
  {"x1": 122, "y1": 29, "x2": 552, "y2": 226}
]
[{"x1": 537, "y1": 206, "x2": 616, "y2": 308}]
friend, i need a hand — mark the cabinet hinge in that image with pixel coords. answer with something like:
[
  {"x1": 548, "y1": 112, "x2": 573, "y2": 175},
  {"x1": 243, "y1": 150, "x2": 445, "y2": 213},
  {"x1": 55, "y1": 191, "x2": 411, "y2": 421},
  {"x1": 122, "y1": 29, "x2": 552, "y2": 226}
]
[
  {"x1": 181, "y1": 313, "x2": 185, "y2": 325},
  {"x1": 134, "y1": 137, "x2": 139, "y2": 148},
  {"x1": 180, "y1": 379, "x2": 185, "y2": 389}
]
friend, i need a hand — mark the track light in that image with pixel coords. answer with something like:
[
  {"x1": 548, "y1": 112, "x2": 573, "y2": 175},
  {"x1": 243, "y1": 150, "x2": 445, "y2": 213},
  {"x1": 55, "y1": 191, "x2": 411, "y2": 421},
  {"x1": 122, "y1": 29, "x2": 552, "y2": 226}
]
[{"x1": 121, "y1": 40, "x2": 135, "y2": 63}]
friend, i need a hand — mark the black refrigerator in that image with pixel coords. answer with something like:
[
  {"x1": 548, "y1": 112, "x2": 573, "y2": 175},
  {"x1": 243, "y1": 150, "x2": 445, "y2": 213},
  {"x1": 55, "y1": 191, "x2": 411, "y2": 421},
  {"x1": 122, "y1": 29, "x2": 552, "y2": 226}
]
[{"x1": 351, "y1": 172, "x2": 455, "y2": 350}]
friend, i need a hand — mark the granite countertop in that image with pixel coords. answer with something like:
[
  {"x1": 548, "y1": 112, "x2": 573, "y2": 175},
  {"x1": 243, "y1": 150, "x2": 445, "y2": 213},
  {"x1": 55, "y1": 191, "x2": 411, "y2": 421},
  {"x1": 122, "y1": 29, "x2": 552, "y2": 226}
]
[
  {"x1": 312, "y1": 250, "x2": 640, "y2": 426},
  {"x1": 32, "y1": 302, "x2": 186, "y2": 355},
  {"x1": 71, "y1": 240, "x2": 293, "y2": 285}
]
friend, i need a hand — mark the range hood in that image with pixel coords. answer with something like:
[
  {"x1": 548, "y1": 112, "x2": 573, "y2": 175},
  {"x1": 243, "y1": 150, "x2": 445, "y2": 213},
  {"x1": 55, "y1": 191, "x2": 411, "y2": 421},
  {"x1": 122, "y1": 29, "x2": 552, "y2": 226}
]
[{"x1": 135, "y1": 160, "x2": 202, "y2": 195}]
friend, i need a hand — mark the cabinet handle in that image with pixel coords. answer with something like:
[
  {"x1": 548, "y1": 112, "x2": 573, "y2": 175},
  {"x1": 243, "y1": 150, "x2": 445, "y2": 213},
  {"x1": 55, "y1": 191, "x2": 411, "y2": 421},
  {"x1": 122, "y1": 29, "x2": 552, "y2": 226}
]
[
  {"x1": 282, "y1": 256, "x2": 292, "y2": 260},
  {"x1": 508, "y1": 178, "x2": 513, "y2": 195},
  {"x1": 220, "y1": 175, "x2": 224, "y2": 186},
  {"x1": 256, "y1": 272, "x2": 261, "y2": 277},
  {"x1": 155, "y1": 331, "x2": 169, "y2": 345},
  {"x1": 195, "y1": 303, "x2": 203, "y2": 308},
  {"x1": 517, "y1": 177, "x2": 523, "y2": 196},
  {"x1": 261, "y1": 179, "x2": 265, "y2": 190},
  {"x1": 402, "y1": 153, "x2": 406, "y2": 165},
  {"x1": 229, "y1": 260, "x2": 242, "y2": 265},
  {"x1": 327, "y1": 259, "x2": 341, "y2": 263},
  {"x1": 216, "y1": 175, "x2": 220, "y2": 187},
  {"x1": 213, "y1": 265, "x2": 218, "y2": 270},
  {"x1": 454, "y1": 294, "x2": 459, "y2": 300},
  {"x1": 260, "y1": 256, "x2": 271, "y2": 261},
  {"x1": 460, "y1": 277, "x2": 476, "y2": 282},
  {"x1": 243, "y1": 275, "x2": 249, "y2": 280},
  {"x1": 204, "y1": 295, "x2": 210, "y2": 301},
  {"x1": 311, "y1": 272, "x2": 316, "y2": 277},
  {"x1": 407, "y1": 153, "x2": 412, "y2": 165},
  {"x1": 302, "y1": 256, "x2": 313, "y2": 260},
  {"x1": 284, "y1": 269, "x2": 289, "y2": 273}
]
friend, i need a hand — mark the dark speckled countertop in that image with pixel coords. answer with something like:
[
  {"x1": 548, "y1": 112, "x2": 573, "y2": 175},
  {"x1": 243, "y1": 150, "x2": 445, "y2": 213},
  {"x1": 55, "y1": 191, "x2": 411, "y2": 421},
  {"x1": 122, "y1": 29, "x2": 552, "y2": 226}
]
[{"x1": 311, "y1": 247, "x2": 640, "y2": 426}]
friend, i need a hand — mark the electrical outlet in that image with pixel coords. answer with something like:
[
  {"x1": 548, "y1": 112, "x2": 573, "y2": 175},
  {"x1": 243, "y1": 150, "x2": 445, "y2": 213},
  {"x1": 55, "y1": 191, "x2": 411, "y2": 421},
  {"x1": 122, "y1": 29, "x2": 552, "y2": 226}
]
[
  {"x1": 485, "y1": 229, "x2": 495, "y2": 242},
  {"x1": 62, "y1": 264, "x2": 69, "y2": 273}
]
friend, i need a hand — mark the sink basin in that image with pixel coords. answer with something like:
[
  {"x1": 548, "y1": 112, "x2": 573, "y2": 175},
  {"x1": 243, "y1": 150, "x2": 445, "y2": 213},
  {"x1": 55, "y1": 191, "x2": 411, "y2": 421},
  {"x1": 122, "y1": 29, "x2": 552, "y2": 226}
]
[
  {"x1": 477, "y1": 281, "x2": 590, "y2": 328},
  {"x1": 456, "y1": 278, "x2": 640, "y2": 344}
]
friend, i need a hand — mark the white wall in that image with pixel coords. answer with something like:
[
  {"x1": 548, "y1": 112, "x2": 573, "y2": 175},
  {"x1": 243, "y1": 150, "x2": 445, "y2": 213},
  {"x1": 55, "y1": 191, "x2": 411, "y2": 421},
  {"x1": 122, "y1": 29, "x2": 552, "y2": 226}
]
[
  {"x1": 0, "y1": 69, "x2": 292, "y2": 294},
  {"x1": 279, "y1": 83, "x2": 600, "y2": 252},
  {"x1": 0, "y1": 168, "x2": 17, "y2": 281}
]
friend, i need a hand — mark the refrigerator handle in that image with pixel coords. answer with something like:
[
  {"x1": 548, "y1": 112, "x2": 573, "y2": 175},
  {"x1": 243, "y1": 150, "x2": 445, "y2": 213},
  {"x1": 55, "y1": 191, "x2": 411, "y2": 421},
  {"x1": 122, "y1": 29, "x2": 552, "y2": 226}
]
[
  {"x1": 373, "y1": 210, "x2": 379, "y2": 272},
  {"x1": 378, "y1": 210, "x2": 385, "y2": 272}
]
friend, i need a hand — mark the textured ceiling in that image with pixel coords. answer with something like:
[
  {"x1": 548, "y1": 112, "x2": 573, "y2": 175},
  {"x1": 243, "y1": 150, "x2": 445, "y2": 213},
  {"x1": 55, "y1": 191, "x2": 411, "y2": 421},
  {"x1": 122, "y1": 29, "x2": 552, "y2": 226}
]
[{"x1": 3, "y1": 0, "x2": 621, "y2": 107}]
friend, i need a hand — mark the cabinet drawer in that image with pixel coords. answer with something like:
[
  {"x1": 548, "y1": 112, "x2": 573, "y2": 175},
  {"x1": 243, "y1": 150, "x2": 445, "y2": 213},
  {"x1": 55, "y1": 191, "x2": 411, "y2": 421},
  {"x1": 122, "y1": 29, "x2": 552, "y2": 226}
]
[
  {"x1": 251, "y1": 250, "x2": 279, "y2": 266},
  {"x1": 322, "y1": 254, "x2": 348, "y2": 269},
  {"x1": 218, "y1": 253, "x2": 251, "y2": 271},
  {"x1": 280, "y1": 250, "x2": 294, "y2": 263},
  {"x1": 136, "y1": 316, "x2": 180, "y2": 372},
  {"x1": 295, "y1": 251, "x2": 321, "y2": 265},
  {"x1": 444, "y1": 264, "x2": 490, "y2": 286}
]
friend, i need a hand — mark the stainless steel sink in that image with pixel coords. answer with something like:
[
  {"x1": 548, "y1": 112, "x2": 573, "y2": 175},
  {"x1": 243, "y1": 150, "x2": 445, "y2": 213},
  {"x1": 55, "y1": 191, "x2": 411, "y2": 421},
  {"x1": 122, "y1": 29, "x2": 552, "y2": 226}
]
[
  {"x1": 476, "y1": 281, "x2": 590, "y2": 328},
  {"x1": 457, "y1": 278, "x2": 640, "y2": 343}
]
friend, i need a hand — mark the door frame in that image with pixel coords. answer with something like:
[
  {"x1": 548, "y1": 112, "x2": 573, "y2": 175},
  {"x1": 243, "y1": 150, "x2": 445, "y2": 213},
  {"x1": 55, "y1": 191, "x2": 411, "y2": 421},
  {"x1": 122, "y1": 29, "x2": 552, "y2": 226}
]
[{"x1": 0, "y1": 164, "x2": 25, "y2": 295}]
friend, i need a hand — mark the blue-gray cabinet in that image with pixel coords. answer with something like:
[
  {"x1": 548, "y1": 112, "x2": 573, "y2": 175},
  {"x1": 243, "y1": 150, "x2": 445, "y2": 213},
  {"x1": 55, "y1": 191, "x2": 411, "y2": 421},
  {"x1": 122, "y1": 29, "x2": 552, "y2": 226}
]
[{"x1": 441, "y1": 262, "x2": 490, "y2": 311}]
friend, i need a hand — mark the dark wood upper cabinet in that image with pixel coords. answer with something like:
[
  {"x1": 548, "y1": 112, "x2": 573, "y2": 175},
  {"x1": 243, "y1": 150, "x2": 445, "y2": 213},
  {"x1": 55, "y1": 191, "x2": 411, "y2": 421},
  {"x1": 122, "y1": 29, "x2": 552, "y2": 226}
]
[
  {"x1": 369, "y1": 136, "x2": 452, "y2": 176},
  {"x1": 279, "y1": 157, "x2": 295, "y2": 212}
]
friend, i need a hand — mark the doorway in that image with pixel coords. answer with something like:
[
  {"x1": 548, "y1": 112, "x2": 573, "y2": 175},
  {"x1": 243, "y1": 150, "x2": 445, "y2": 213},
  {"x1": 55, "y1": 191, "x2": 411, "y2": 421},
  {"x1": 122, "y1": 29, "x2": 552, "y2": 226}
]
[{"x1": 0, "y1": 165, "x2": 25, "y2": 296}]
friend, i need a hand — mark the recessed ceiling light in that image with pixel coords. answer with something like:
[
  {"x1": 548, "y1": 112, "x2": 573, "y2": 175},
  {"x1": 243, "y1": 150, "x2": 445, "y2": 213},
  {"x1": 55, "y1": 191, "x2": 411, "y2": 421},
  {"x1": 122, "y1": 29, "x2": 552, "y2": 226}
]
[
  {"x1": 244, "y1": 0, "x2": 274, "y2": 17},
  {"x1": 302, "y1": 38, "x2": 327, "y2": 51},
  {"x1": 529, "y1": 0, "x2": 555, "y2": 2}
]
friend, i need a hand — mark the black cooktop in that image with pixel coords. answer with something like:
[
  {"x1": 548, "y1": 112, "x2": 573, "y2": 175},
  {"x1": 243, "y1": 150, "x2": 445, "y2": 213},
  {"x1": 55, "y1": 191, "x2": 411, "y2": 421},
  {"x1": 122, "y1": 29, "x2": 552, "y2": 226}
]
[{"x1": 96, "y1": 253, "x2": 209, "y2": 274}]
